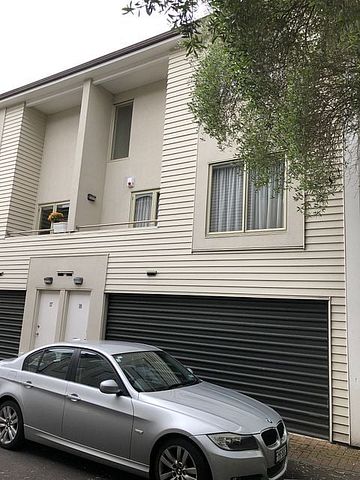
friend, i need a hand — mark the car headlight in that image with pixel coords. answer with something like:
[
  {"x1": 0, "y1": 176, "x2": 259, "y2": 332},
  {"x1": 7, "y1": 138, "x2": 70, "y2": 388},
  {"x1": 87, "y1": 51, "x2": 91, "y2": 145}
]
[{"x1": 208, "y1": 433, "x2": 258, "y2": 451}]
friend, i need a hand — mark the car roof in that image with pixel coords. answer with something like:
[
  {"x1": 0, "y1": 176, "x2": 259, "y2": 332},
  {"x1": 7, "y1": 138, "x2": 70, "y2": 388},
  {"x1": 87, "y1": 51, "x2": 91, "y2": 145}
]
[{"x1": 44, "y1": 340, "x2": 161, "y2": 356}]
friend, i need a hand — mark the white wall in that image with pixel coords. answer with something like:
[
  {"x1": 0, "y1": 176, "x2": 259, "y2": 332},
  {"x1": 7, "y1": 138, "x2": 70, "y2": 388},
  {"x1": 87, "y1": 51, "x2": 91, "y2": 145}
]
[
  {"x1": 37, "y1": 107, "x2": 80, "y2": 206},
  {"x1": 0, "y1": 105, "x2": 46, "y2": 236},
  {"x1": 20, "y1": 255, "x2": 108, "y2": 353},
  {"x1": 344, "y1": 136, "x2": 360, "y2": 446},
  {"x1": 0, "y1": 109, "x2": 5, "y2": 144},
  {"x1": 101, "y1": 81, "x2": 166, "y2": 225},
  {"x1": 0, "y1": 52, "x2": 348, "y2": 444},
  {"x1": 193, "y1": 134, "x2": 304, "y2": 251},
  {"x1": 69, "y1": 81, "x2": 113, "y2": 229}
]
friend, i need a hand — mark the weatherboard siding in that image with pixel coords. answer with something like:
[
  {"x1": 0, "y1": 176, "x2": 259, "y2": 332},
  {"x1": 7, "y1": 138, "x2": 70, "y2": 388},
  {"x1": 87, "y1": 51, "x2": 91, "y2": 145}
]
[
  {"x1": 0, "y1": 105, "x2": 46, "y2": 237},
  {"x1": 0, "y1": 105, "x2": 25, "y2": 238},
  {"x1": 0, "y1": 51, "x2": 348, "y2": 442},
  {"x1": 7, "y1": 107, "x2": 46, "y2": 233}
]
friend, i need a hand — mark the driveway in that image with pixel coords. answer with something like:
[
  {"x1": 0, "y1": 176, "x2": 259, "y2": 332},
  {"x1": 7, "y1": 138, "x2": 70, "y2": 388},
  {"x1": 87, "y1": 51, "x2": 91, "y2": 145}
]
[{"x1": 1, "y1": 441, "x2": 360, "y2": 480}]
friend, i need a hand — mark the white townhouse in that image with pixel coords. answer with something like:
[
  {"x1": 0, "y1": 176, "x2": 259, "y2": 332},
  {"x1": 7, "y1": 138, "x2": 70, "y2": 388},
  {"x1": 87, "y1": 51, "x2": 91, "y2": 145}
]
[{"x1": 0, "y1": 31, "x2": 359, "y2": 447}]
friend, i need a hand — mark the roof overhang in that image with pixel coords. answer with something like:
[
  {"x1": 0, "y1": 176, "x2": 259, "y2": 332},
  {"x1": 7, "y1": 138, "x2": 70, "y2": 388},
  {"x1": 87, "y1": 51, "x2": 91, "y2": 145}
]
[{"x1": 0, "y1": 30, "x2": 180, "y2": 114}]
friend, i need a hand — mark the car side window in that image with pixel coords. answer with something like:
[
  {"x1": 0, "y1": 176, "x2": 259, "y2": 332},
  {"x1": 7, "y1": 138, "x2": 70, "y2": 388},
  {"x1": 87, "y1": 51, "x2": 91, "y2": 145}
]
[
  {"x1": 75, "y1": 350, "x2": 119, "y2": 389},
  {"x1": 23, "y1": 350, "x2": 44, "y2": 372},
  {"x1": 37, "y1": 348, "x2": 74, "y2": 380}
]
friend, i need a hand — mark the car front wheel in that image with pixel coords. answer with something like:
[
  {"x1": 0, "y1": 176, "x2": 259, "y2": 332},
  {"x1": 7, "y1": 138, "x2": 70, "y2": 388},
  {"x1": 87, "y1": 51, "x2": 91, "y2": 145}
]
[
  {"x1": 0, "y1": 400, "x2": 24, "y2": 450},
  {"x1": 154, "y1": 437, "x2": 210, "y2": 480}
]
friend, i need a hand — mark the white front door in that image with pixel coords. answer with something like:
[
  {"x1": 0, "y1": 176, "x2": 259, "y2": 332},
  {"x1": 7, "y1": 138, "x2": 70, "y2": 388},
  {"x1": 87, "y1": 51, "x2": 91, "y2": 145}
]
[
  {"x1": 64, "y1": 291, "x2": 90, "y2": 341},
  {"x1": 34, "y1": 291, "x2": 60, "y2": 348}
]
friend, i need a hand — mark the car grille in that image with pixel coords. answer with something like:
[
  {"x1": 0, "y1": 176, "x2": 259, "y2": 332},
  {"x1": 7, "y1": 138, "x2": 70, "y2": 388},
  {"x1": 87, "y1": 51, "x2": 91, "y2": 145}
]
[
  {"x1": 267, "y1": 459, "x2": 286, "y2": 479},
  {"x1": 261, "y1": 428, "x2": 277, "y2": 446},
  {"x1": 277, "y1": 420, "x2": 285, "y2": 439}
]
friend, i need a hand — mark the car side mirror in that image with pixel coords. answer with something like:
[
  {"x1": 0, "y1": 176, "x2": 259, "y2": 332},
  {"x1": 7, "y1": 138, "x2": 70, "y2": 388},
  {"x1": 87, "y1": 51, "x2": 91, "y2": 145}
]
[{"x1": 99, "y1": 379, "x2": 122, "y2": 395}]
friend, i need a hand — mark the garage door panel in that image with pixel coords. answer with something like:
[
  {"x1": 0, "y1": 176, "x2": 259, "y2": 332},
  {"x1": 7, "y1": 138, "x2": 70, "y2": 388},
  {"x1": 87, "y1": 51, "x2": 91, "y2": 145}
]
[
  {"x1": 0, "y1": 291, "x2": 26, "y2": 359},
  {"x1": 106, "y1": 293, "x2": 329, "y2": 439}
]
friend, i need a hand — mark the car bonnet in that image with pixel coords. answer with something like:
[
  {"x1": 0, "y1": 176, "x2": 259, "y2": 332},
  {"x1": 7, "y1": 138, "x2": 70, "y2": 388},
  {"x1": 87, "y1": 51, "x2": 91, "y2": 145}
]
[{"x1": 140, "y1": 380, "x2": 282, "y2": 434}]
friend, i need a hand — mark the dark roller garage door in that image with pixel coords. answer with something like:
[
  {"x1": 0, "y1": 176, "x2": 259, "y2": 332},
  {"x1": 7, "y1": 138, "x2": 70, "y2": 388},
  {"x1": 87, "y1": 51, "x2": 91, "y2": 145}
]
[
  {"x1": 105, "y1": 293, "x2": 329, "y2": 439},
  {"x1": 0, "y1": 290, "x2": 26, "y2": 359}
]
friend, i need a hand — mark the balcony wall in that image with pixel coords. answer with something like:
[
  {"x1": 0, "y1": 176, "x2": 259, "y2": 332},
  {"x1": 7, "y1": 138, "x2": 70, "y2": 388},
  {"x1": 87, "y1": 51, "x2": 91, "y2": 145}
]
[{"x1": 36, "y1": 106, "x2": 80, "y2": 211}]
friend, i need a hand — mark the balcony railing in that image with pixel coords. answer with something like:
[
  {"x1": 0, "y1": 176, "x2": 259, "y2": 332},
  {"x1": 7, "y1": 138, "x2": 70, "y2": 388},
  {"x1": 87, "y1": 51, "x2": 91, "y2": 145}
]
[{"x1": 5, "y1": 219, "x2": 158, "y2": 237}]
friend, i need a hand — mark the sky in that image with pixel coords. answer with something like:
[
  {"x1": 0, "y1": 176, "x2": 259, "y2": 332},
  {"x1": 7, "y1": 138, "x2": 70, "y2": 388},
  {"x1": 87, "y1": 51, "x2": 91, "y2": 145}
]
[{"x1": 0, "y1": 0, "x2": 171, "y2": 94}]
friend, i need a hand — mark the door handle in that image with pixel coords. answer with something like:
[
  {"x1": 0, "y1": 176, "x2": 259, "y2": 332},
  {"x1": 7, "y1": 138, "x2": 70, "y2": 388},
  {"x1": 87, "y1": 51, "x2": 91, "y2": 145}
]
[
  {"x1": 24, "y1": 381, "x2": 33, "y2": 389},
  {"x1": 67, "y1": 393, "x2": 81, "y2": 402}
]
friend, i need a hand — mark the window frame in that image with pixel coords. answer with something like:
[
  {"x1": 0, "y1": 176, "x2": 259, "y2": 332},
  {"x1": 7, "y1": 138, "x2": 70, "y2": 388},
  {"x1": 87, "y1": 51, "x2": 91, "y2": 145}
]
[
  {"x1": 110, "y1": 100, "x2": 134, "y2": 161},
  {"x1": 206, "y1": 161, "x2": 287, "y2": 236},
  {"x1": 22, "y1": 347, "x2": 75, "y2": 381},
  {"x1": 70, "y1": 348, "x2": 129, "y2": 395},
  {"x1": 129, "y1": 189, "x2": 160, "y2": 228},
  {"x1": 22, "y1": 349, "x2": 44, "y2": 373},
  {"x1": 37, "y1": 201, "x2": 70, "y2": 233}
]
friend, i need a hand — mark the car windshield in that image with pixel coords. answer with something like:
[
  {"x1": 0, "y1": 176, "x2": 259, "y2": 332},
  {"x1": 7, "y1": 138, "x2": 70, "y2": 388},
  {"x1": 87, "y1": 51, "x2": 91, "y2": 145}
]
[{"x1": 113, "y1": 350, "x2": 200, "y2": 392}]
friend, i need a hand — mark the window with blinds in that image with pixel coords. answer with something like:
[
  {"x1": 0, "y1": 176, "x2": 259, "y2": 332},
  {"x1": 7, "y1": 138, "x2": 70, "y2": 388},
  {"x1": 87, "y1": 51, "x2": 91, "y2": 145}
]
[{"x1": 208, "y1": 163, "x2": 284, "y2": 234}]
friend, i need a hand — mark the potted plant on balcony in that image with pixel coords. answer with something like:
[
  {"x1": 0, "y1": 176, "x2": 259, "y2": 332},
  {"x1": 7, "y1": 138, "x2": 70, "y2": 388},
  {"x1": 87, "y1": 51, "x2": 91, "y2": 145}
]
[{"x1": 48, "y1": 211, "x2": 68, "y2": 233}]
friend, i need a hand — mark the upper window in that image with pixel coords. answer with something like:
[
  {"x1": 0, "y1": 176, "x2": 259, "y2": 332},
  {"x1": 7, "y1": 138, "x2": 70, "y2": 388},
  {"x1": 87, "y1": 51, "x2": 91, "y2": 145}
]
[
  {"x1": 208, "y1": 163, "x2": 284, "y2": 234},
  {"x1": 23, "y1": 348, "x2": 74, "y2": 380},
  {"x1": 111, "y1": 102, "x2": 133, "y2": 160},
  {"x1": 74, "y1": 350, "x2": 119, "y2": 389},
  {"x1": 131, "y1": 190, "x2": 159, "y2": 228},
  {"x1": 38, "y1": 202, "x2": 69, "y2": 234}
]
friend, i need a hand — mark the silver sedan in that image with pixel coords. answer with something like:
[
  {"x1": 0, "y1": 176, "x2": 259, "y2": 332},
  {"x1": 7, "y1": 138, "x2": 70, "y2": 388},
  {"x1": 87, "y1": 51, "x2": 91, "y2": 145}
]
[{"x1": 0, "y1": 341, "x2": 288, "y2": 480}]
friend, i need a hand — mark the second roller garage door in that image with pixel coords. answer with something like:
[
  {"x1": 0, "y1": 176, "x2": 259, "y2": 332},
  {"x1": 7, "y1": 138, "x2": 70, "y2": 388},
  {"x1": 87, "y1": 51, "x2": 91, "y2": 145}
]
[
  {"x1": 105, "y1": 293, "x2": 329, "y2": 439},
  {"x1": 0, "y1": 290, "x2": 26, "y2": 359}
]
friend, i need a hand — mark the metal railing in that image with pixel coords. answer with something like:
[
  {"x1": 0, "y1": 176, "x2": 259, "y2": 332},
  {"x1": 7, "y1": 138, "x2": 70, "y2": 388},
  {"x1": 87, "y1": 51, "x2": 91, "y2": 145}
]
[
  {"x1": 76, "y1": 219, "x2": 158, "y2": 230},
  {"x1": 5, "y1": 219, "x2": 158, "y2": 237}
]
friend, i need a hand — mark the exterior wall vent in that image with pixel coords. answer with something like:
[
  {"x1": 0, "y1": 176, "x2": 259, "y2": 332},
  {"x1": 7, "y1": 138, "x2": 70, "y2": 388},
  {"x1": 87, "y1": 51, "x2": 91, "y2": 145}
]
[{"x1": 57, "y1": 271, "x2": 73, "y2": 277}]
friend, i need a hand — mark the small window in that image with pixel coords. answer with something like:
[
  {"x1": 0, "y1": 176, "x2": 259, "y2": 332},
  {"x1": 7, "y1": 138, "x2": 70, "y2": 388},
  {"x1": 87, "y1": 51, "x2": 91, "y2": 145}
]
[
  {"x1": 36, "y1": 348, "x2": 74, "y2": 380},
  {"x1": 131, "y1": 190, "x2": 159, "y2": 228},
  {"x1": 111, "y1": 102, "x2": 133, "y2": 159},
  {"x1": 75, "y1": 350, "x2": 118, "y2": 389},
  {"x1": 208, "y1": 163, "x2": 284, "y2": 234},
  {"x1": 38, "y1": 202, "x2": 69, "y2": 234},
  {"x1": 23, "y1": 350, "x2": 44, "y2": 372}
]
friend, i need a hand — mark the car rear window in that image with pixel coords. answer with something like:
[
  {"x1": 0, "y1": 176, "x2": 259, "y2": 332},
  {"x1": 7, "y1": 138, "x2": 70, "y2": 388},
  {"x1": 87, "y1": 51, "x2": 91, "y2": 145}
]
[{"x1": 29, "y1": 348, "x2": 74, "y2": 380}]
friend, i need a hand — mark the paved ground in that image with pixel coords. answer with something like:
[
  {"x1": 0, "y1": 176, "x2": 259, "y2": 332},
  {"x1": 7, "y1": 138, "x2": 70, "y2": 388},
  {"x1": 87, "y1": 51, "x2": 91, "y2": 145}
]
[
  {"x1": 287, "y1": 433, "x2": 360, "y2": 479},
  {"x1": 0, "y1": 434, "x2": 360, "y2": 479}
]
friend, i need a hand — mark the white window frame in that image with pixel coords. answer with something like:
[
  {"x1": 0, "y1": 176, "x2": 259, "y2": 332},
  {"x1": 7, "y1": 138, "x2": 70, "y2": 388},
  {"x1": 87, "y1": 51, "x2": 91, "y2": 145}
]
[
  {"x1": 110, "y1": 100, "x2": 134, "y2": 161},
  {"x1": 130, "y1": 190, "x2": 160, "y2": 228},
  {"x1": 37, "y1": 201, "x2": 70, "y2": 233},
  {"x1": 206, "y1": 161, "x2": 287, "y2": 236}
]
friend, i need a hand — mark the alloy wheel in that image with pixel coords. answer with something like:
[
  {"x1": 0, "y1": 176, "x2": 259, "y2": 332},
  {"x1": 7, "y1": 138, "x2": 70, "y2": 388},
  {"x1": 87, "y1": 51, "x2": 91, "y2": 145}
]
[
  {"x1": 0, "y1": 405, "x2": 19, "y2": 445},
  {"x1": 159, "y1": 445, "x2": 198, "y2": 480}
]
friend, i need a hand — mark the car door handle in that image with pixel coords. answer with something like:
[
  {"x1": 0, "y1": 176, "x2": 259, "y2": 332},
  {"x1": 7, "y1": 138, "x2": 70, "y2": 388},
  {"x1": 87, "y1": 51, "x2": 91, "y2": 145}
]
[
  {"x1": 67, "y1": 393, "x2": 81, "y2": 402},
  {"x1": 24, "y1": 381, "x2": 33, "y2": 389}
]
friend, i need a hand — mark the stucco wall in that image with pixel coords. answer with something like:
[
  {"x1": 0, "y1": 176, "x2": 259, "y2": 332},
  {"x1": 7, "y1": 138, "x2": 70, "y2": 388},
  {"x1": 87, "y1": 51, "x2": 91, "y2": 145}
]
[
  {"x1": 101, "y1": 81, "x2": 166, "y2": 225},
  {"x1": 69, "y1": 82, "x2": 113, "y2": 229},
  {"x1": 37, "y1": 107, "x2": 80, "y2": 206}
]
